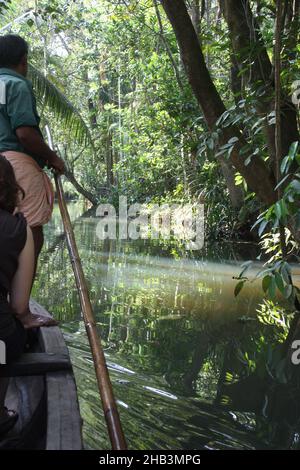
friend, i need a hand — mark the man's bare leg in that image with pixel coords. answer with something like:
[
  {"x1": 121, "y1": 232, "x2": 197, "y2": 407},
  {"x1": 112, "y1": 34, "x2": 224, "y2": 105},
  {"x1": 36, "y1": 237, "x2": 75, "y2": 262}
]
[
  {"x1": 19, "y1": 224, "x2": 58, "y2": 329},
  {"x1": 31, "y1": 225, "x2": 44, "y2": 280}
]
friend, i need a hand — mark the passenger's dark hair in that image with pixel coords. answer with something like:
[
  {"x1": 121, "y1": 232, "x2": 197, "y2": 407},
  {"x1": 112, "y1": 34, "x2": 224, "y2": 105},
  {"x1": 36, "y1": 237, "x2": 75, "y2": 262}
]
[
  {"x1": 0, "y1": 34, "x2": 28, "y2": 68},
  {"x1": 0, "y1": 155, "x2": 25, "y2": 213}
]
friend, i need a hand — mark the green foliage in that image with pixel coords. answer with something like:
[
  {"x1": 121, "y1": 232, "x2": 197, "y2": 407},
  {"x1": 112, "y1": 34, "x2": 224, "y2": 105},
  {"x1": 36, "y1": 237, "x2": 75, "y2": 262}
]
[
  {"x1": 0, "y1": 0, "x2": 298, "y2": 246},
  {"x1": 253, "y1": 141, "x2": 300, "y2": 234},
  {"x1": 0, "y1": 0, "x2": 242, "y2": 234},
  {"x1": 0, "y1": 0, "x2": 11, "y2": 14},
  {"x1": 28, "y1": 64, "x2": 93, "y2": 147},
  {"x1": 235, "y1": 140, "x2": 300, "y2": 310}
]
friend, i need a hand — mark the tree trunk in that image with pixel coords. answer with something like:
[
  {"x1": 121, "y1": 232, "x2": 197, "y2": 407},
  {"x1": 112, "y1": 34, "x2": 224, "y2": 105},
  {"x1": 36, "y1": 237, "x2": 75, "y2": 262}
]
[
  {"x1": 218, "y1": 156, "x2": 244, "y2": 209},
  {"x1": 230, "y1": 54, "x2": 243, "y2": 105},
  {"x1": 153, "y1": 0, "x2": 184, "y2": 90},
  {"x1": 221, "y1": 0, "x2": 299, "y2": 173},
  {"x1": 161, "y1": 0, "x2": 275, "y2": 206},
  {"x1": 106, "y1": 130, "x2": 114, "y2": 188},
  {"x1": 189, "y1": 0, "x2": 201, "y2": 36}
]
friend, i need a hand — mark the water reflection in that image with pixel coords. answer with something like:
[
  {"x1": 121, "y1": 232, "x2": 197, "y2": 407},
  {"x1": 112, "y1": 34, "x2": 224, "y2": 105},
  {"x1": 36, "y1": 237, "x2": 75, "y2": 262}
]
[{"x1": 32, "y1": 202, "x2": 300, "y2": 450}]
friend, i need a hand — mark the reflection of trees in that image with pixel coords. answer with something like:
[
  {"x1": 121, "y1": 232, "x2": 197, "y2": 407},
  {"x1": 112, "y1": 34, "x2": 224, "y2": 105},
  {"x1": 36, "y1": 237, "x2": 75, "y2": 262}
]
[
  {"x1": 213, "y1": 306, "x2": 300, "y2": 449},
  {"x1": 182, "y1": 332, "x2": 210, "y2": 394},
  {"x1": 43, "y1": 206, "x2": 95, "y2": 260}
]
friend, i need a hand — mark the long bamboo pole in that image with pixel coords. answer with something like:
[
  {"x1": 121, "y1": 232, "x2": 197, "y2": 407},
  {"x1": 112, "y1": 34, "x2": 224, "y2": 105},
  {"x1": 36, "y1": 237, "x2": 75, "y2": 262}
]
[{"x1": 46, "y1": 128, "x2": 127, "y2": 450}]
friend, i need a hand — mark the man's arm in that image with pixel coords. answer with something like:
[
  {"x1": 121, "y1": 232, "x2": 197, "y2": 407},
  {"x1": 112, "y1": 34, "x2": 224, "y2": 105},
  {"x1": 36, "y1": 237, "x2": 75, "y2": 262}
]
[{"x1": 16, "y1": 126, "x2": 65, "y2": 174}]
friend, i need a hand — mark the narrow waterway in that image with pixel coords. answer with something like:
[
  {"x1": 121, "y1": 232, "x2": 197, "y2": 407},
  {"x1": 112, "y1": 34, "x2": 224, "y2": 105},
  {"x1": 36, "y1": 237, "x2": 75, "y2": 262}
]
[{"x1": 32, "y1": 202, "x2": 300, "y2": 450}]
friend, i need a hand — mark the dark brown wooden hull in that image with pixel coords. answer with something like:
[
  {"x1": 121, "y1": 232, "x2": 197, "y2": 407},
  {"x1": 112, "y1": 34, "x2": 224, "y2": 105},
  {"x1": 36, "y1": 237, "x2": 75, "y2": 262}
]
[{"x1": 0, "y1": 300, "x2": 83, "y2": 450}]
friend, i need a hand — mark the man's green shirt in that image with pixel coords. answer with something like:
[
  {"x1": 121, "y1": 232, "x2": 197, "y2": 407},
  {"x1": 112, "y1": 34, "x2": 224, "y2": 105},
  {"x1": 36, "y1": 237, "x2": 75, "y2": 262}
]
[{"x1": 0, "y1": 68, "x2": 44, "y2": 168}]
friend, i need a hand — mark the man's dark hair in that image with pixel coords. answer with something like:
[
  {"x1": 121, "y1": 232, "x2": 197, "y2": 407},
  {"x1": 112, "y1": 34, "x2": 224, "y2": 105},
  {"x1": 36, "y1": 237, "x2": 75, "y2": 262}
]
[{"x1": 0, "y1": 34, "x2": 28, "y2": 68}]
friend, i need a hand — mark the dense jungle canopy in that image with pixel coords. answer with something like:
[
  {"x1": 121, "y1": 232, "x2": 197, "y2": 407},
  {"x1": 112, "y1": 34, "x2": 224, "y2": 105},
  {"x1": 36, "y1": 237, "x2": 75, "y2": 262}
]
[
  {"x1": 1, "y1": 0, "x2": 300, "y2": 451},
  {"x1": 0, "y1": 0, "x2": 299, "y2": 279}
]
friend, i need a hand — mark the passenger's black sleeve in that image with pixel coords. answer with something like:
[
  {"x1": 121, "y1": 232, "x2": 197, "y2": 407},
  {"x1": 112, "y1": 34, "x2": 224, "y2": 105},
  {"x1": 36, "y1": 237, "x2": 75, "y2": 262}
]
[
  {"x1": 11, "y1": 212, "x2": 27, "y2": 255},
  {"x1": 0, "y1": 211, "x2": 27, "y2": 293}
]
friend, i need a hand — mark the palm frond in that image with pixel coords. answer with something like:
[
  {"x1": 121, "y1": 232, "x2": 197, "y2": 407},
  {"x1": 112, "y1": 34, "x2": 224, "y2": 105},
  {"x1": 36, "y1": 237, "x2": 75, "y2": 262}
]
[{"x1": 28, "y1": 63, "x2": 94, "y2": 149}]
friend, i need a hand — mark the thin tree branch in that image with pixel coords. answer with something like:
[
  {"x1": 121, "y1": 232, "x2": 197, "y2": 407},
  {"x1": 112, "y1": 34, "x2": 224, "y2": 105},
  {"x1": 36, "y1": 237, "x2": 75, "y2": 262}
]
[
  {"x1": 153, "y1": 0, "x2": 184, "y2": 91},
  {"x1": 275, "y1": 0, "x2": 287, "y2": 257}
]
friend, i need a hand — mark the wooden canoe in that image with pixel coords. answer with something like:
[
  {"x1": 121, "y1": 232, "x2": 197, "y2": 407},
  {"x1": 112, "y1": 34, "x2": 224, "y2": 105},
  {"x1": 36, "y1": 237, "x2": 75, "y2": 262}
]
[{"x1": 0, "y1": 300, "x2": 83, "y2": 450}]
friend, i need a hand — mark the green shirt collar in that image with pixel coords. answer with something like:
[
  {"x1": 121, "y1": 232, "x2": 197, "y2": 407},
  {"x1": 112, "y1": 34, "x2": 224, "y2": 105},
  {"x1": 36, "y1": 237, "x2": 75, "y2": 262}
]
[{"x1": 0, "y1": 67, "x2": 29, "y2": 82}]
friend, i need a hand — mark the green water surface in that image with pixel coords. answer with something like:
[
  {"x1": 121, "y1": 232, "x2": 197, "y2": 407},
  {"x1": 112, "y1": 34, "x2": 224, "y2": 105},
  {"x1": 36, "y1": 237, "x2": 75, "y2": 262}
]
[{"x1": 32, "y1": 202, "x2": 300, "y2": 450}]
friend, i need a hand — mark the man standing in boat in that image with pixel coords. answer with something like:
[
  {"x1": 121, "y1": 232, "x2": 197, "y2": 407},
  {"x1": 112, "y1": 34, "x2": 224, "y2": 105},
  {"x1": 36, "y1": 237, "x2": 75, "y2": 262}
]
[{"x1": 0, "y1": 34, "x2": 65, "y2": 328}]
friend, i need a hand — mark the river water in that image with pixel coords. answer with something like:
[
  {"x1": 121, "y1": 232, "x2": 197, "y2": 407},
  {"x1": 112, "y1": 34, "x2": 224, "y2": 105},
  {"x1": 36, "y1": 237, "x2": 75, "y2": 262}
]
[{"x1": 32, "y1": 202, "x2": 300, "y2": 450}]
